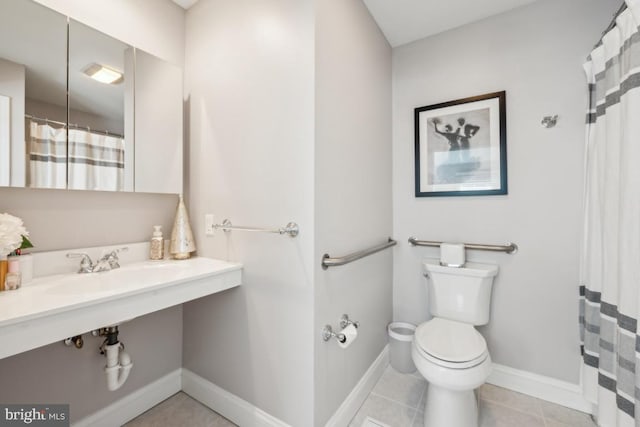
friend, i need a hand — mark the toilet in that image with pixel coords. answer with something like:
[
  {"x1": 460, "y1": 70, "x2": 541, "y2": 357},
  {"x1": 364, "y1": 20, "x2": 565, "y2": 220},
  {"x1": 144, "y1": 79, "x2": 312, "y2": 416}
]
[{"x1": 411, "y1": 259, "x2": 498, "y2": 427}]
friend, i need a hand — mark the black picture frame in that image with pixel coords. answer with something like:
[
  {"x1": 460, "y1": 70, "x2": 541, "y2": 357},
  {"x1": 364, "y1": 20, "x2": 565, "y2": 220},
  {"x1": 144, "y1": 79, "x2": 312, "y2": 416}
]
[{"x1": 414, "y1": 91, "x2": 507, "y2": 197}]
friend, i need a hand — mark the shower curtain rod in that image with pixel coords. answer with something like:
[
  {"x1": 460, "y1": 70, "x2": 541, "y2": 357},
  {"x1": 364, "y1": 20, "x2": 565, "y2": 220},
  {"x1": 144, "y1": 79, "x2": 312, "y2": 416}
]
[
  {"x1": 25, "y1": 114, "x2": 124, "y2": 139},
  {"x1": 594, "y1": 2, "x2": 628, "y2": 49}
]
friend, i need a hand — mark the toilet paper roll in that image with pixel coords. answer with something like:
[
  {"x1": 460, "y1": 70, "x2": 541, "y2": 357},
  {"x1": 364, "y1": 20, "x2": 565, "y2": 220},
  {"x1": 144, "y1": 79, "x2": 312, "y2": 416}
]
[
  {"x1": 338, "y1": 324, "x2": 358, "y2": 349},
  {"x1": 440, "y1": 243, "x2": 466, "y2": 267}
]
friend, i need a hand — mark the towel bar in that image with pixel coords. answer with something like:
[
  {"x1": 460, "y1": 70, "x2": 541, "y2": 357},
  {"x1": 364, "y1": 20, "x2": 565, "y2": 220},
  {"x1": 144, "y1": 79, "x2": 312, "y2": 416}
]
[{"x1": 214, "y1": 219, "x2": 299, "y2": 238}]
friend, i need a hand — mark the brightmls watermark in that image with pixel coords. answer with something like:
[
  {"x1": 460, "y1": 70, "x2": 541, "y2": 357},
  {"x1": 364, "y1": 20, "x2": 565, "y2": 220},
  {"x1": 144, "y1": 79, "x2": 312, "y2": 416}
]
[{"x1": 0, "y1": 405, "x2": 68, "y2": 426}]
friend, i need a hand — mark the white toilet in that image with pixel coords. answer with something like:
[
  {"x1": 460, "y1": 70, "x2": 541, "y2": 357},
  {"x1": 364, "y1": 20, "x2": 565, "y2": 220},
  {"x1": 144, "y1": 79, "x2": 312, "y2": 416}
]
[{"x1": 411, "y1": 259, "x2": 498, "y2": 427}]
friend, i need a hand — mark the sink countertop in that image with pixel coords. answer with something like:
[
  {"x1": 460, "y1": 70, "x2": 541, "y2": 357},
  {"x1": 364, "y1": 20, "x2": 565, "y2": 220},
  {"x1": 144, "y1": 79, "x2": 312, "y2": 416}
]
[{"x1": 0, "y1": 256, "x2": 242, "y2": 359}]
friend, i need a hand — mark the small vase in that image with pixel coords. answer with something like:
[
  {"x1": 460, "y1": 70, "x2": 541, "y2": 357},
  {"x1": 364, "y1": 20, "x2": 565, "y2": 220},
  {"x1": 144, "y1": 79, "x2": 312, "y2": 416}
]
[{"x1": 169, "y1": 194, "x2": 196, "y2": 260}]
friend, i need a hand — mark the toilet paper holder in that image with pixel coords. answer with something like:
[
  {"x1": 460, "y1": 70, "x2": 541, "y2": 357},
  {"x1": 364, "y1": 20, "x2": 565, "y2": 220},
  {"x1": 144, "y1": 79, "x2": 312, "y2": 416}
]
[
  {"x1": 323, "y1": 314, "x2": 360, "y2": 343},
  {"x1": 340, "y1": 314, "x2": 359, "y2": 329},
  {"x1": 322, "y1": 325, "x2": 346, "y2": 343}
]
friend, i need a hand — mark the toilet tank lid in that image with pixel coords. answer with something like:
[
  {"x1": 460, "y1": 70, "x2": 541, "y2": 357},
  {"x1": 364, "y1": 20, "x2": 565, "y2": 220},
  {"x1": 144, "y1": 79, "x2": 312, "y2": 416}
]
[
  {"x1": 415, "y1": 318, "x2": 487, "y2": 363},
  {"x1": 423, "y1": 259, "x2": 498, "y2": 278}
]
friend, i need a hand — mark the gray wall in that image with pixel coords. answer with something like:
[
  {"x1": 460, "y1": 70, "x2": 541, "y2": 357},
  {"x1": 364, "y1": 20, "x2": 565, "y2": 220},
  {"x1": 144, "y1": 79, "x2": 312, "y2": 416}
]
[
  {"x1": 314, "y1": 0, "x2": 392, "y2": 425},
  {"x1": 0, "y1": 0, "x2": 186, "y2": 423},
  {"x1": 392, "y1": 0, "x2": 620, "y2": 383},
  {"x1": 182, "y1": 0, "x2": 316, "y2": 426},
  {"x1": 0, "y1": 306, "x2": 183, "y2": 423},
  {"x1": 0, "y1": 187, "x2": 176, "y2": 251},
  {"x1": 183, "y1": 1, "x2": 393, "y2": 424}
]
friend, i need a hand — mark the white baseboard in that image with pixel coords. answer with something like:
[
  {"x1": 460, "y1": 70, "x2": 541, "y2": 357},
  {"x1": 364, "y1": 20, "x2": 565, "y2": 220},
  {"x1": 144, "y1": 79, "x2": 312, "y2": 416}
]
[
  {"x1": 487, "y1": 363, "x2": 593, "y2": 414},
  {"x1": 325, "y1": 345, "x2": 390, "y2": 427},
  {"x1": 181, "y1": 368, "x2": 291, "y2": 427},
  {"x1": 73, "y1": 368, "x2": 182, "y2": 427},
  {"x1": 72, "y1": 353, "x2": 589, "y2": 427}
]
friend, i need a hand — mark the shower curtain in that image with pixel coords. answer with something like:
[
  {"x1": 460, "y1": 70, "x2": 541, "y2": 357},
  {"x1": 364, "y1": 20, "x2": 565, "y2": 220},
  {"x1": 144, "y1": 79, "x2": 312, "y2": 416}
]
[
  {"x1": 68, "y1": 128, "x2": 124, "y2": 191},
  {"x1": 29, "y1": 122, "x2": 125, "y2": 191},
  {"x1": 579, "y1": 2, "x2": 640, "y2": 426},
  {"x1": 28, "y1": 120, "x2": 67, "y2": 189}
]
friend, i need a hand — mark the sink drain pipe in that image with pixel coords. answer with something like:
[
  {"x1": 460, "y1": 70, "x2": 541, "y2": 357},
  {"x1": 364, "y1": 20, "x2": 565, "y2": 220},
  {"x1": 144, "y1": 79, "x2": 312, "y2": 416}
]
[{"x1": 101, "y1": 326, "x2": 133, "y2": 391}]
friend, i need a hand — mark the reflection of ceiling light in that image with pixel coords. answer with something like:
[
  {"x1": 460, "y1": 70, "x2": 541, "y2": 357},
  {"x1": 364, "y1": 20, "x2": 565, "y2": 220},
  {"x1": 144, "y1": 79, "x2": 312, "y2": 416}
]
[{"x1": 83, "y1": 63, "x2": 123, "y2": 85}]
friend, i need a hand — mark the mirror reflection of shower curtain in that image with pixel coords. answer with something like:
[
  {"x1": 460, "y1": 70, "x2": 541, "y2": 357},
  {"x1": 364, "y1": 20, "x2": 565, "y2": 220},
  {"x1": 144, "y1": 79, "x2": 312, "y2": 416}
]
[
  {"x1": 28, "y1": 120, "x2": 66, "y2": 189},
  {"x1": 68, "y1": 128, "x2": 124, "y2": 191}
]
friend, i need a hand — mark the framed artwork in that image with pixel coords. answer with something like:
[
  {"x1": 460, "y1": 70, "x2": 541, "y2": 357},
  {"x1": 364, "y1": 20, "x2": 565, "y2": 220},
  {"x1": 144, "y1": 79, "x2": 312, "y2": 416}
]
[{"x1": 414, "y1": 91, "x2": 507, "y2": 197}]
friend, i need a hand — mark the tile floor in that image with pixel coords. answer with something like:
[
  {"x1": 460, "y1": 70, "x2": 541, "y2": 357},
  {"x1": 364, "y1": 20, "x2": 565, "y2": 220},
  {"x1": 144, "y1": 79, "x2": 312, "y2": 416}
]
[
  {"x1": 123, "y1": 366, "x2": 598, "y2": 427},
  {"x1": 123, "y1": 391, "x2": 236, "y2": 427},
  {"x1": 350, "y1": 366, "x2": 597, "y2": 427}
]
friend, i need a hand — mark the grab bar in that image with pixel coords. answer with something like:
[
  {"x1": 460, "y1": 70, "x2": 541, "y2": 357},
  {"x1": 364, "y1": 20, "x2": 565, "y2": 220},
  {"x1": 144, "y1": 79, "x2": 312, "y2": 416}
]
[
  {"x1": 322, "y1": 238, "x2": 397, "y2": 270},
  {"x1": 408, "y1": 237, "x2": 518, "y2": 254},
  {"x1": 215, "y1": 219, "x2": 299, "y2": 238}
]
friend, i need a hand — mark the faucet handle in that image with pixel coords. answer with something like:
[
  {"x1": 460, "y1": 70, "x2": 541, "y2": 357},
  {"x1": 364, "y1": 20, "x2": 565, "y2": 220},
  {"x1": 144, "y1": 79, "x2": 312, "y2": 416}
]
[
  {"x1": 107, "y1": 246, "x2": 129, "y2": 258},
  {"x1": 105, "y1": 246, "x2": 129, "y2": 268},
  {"x1": 66, "y1": 252, "x2": 94, "y2": 274}
]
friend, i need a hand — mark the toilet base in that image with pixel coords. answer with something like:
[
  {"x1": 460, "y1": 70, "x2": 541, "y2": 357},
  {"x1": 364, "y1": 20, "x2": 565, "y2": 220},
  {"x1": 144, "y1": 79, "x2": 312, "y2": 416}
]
[{"x1": 423, "y1": 384, "x2": 479, "y2": 427}]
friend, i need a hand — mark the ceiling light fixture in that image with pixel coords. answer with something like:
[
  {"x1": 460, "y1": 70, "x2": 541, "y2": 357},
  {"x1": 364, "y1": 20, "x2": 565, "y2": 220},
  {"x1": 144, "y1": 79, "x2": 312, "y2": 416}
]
[{"x1": 83, "y1": 63, "x2": 123, "y2": 85}]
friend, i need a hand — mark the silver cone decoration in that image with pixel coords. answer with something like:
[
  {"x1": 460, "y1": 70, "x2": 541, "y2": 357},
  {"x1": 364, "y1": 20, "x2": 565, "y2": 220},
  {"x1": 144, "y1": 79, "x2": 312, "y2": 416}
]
[{"x1": 170, "y1": 194, "x2": 196, "y2": 260}]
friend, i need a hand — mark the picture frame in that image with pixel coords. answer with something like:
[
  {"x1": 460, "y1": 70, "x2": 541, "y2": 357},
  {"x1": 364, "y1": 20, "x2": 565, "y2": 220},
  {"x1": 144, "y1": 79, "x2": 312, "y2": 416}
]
[{"x1": 414, "y1": 91, "x2": 507, "y2": 197}]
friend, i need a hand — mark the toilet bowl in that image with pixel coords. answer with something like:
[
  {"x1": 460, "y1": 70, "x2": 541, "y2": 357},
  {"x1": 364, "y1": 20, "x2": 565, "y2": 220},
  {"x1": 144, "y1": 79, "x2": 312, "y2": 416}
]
[
  {"x1": 412, "y1": 318, "x2": 492, "y2": 427},
  {"x1": 412, "y1": 260, "x2": 498, "y2": 427}
]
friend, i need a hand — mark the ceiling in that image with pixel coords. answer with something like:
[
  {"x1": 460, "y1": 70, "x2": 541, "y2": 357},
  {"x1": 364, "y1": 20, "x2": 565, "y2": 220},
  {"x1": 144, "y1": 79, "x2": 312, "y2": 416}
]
[
  {"x1": 362, "y1": 0, "x2": 541, "y2": 47},
  {"x1": 172, "y1": 0, "x2": 199, "y2": 9},
  {"x1": 173, "y1": 0, "x2": 542, "y2": 47}
]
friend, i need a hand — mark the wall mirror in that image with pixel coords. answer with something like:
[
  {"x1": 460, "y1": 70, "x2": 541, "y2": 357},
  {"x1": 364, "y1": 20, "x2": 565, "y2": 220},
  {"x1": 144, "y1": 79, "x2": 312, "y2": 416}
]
[
  {"x1": 0, "y1": 0, "x2": 67, "y2": 189},
  {"x1": 134, "y1": 50, "x2": 183, "y2": 195},
  {"x1": 68, "y1": 19, "x2": 134, "y2": 192},
  {"x1": 0, "y1": 0, "x2": 183, "y2": 194}
]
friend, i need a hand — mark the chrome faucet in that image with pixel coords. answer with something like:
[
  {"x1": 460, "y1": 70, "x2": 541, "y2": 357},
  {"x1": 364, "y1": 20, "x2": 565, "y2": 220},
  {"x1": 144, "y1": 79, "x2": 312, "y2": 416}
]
[
  {"x1": 66, "y1": 253, "x2": 94, "y2": 274},
  {"x1": 98, "y1": 247, "x2": 129, "y2": 270},
  {"x1": 66, "y1": 247, "x2": 128, "y2": 274}
]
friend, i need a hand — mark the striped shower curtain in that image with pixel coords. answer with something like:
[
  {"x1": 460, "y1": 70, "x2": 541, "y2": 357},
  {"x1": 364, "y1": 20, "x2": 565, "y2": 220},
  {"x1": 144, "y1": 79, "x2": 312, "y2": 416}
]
[
  {"x1": 29, "y1": 120, "x2": 67, "y2": 189},
  {"x1": 29, "y1": 123, "x2": 125, "y2": 191},
  {"x1": 68, "y1": 128, "x2": 124, "y2": 191},
  {"x1": 579, "y1": 1, "x2": 640, "y2": 426}
]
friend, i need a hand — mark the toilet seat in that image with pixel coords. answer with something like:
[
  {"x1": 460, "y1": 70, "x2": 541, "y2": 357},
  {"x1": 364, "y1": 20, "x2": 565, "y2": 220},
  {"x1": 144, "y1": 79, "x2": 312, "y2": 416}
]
[{"x1": 415, "y1": 318, "x2": 488, "y2": 369}]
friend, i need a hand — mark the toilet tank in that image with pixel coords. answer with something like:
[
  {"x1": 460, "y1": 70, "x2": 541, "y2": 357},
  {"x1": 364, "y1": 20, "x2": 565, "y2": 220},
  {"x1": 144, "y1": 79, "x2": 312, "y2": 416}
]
[{"x1": 423, "y1": 259, "x2": 499, "y2": 325}]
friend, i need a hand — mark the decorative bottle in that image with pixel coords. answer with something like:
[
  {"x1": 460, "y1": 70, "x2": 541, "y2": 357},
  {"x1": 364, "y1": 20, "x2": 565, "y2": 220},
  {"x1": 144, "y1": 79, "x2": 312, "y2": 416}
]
[
  {"x1": 4, "y1": 257, "x2": 21, "y2": 290},
  {"x1": 169, "y1": 194, "x2": 196, "y2": 260},
  {"x1": 150, "y1": 225, "x2": 164, "y2": 260}
]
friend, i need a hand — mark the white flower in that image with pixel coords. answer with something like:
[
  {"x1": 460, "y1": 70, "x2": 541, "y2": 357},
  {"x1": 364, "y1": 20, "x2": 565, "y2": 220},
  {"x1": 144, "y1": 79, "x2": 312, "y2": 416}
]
[{"x1": 0, "y1": 213, "x2": 29, "y2": 256}]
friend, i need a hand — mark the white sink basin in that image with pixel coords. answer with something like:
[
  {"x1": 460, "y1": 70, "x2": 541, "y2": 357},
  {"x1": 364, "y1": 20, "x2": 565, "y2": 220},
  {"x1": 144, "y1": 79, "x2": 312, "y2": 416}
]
[
  {"x1": 42, "y1": 275, "x2": 113, "y2": 296},
  {"x1": 39, "y1": 261, "x2": 195, "y2": 296},
  {"x1": 0, "y1": 257, "x2": 242, "y2": 359}
]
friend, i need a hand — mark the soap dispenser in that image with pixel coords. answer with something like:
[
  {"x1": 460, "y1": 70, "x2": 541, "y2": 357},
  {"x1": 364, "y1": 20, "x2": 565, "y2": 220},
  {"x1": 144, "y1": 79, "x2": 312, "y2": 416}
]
[{"x1": 150, "y1": 225, "x2": 164, "y2": 260}]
